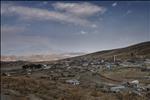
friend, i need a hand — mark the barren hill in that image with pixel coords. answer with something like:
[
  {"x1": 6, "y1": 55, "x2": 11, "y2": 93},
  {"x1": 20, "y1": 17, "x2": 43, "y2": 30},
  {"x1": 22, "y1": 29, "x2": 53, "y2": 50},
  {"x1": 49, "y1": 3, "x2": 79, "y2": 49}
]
[{"x1": 65, "y1": 41, "x2": 150, "y2": 61}]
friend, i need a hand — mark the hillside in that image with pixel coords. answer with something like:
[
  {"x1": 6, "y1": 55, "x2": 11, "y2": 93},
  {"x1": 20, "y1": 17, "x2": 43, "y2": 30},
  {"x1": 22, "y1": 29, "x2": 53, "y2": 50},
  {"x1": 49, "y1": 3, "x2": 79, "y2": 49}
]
[{"x1": 65, "y1": 41, "x2": 150, "y2": 61}]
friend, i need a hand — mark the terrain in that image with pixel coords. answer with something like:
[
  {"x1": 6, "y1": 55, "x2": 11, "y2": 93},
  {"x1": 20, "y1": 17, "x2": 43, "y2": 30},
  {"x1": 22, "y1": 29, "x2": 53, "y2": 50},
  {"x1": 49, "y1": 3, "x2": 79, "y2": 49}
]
[{"x1": 1, "y1": 41, "x2": 150, "y2": 100}]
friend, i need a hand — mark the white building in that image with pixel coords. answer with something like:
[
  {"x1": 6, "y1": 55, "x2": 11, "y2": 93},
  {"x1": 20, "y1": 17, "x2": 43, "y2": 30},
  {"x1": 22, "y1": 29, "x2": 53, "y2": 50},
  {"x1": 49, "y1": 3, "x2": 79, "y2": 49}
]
[
  {"x1": 66, "y1": 79, "x2": 80, "y2": 85},
  {"x1": 43, "y1": 64, "x2": 51, "y2": 69}
]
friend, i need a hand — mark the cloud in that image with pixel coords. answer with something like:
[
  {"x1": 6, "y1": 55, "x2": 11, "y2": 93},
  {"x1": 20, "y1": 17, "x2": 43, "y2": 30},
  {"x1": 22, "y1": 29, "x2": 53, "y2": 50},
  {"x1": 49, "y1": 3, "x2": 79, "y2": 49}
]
[
  {"x1": 43, "y1": 1, "x2": 48, "y2": 5},
  {"x1": 1, "y1": 24, "x2": 50, "y2": 46},
  {"x1": 126, "y1": 10, "x2": 132, "y2": 15},
  {"x1": 112, "y1": 2, "x2": 117, "y2": 7},
  {"x1": 1, "y1": 32, "x2": 56, "y2": 56},
  {"x1": 1, "y1": 25, "x2": 26, "y2": 34},
  {"x1": 91, "y1": 24, "x2": 97, "y2": 28},
  {"x1": 53, "y1": 2, "x2": 106, "y2": 17},
  {"x1": 122, "y1": 10, "x2": 132, "y2": 17},
  {"x1": 80, "y1": 30, "x2": 87, "y2": 35},
  {"x1": 1, "y1": 3, "x2": 14, "y2": 15},
  {"x1": 1, "y1": 2, "x2": 105, "y2": 27},
  {"x1": 1, "y1": 25, "x2": 63, "y2": 56}
]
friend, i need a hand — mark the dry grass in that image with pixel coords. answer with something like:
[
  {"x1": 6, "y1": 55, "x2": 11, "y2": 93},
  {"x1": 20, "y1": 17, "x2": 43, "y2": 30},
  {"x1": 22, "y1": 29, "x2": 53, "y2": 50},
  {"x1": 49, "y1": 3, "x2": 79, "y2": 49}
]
[
  {"x1": 101, "y1": 68, "x2": 149, "y2": 82},
  {"x1": 1, "y1": 76, "x2": 149, "y2": 100}
]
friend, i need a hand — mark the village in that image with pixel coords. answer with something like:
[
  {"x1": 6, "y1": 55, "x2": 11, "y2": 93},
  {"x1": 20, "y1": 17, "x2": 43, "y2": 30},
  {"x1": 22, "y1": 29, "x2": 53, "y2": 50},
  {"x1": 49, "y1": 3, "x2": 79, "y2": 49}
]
[{"x1": 1, "y1": 56, "x2": 150, "y2": 99}]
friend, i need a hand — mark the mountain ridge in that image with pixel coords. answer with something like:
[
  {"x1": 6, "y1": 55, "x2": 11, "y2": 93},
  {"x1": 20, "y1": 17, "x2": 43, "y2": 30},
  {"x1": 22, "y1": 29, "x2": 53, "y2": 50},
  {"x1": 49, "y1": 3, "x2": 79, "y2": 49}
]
[{"x1": 1, "y1": 41, "x2": 150, "y2": 62}]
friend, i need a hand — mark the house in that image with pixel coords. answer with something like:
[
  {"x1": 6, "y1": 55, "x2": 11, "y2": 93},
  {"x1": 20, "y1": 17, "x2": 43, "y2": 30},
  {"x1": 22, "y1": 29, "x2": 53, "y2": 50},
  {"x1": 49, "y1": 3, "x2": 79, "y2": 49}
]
[
  {"x1": 66, "y1": 79, "x2": 80, "y2": 85},
  {"x1": 110, "y1": 85, "x2": 125, "y2": 93},
  {"x1": 101, "y1": 59, "x2": 104, "y2": 63},
  {"x1": 144, "y1": 59, "x2": 150, "y2": 64},
  {"x1": 82, "y1": 63, "x2": 89, "y2": 67},
  {"x1": 130, "y1": 80, "x2": 139, "y2": 84},
  {"x1": 106, "y1": 64, "x2": 112, "y2": 70},
  {"x1": 43, "y1": 64, "x2": 51, "y2": 69}
]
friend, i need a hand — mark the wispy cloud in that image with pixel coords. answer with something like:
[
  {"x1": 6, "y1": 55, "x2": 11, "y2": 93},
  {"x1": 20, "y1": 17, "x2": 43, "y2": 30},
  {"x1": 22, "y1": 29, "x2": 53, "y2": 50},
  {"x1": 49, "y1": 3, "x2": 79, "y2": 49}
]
[
  {"x1": 1, "y1": 25, "x2": 26, "y2": 34},
  {"x1": 112, "y1": 2, "x2": 117, "y2": 7},
  {"x1": 80, "y1": 30, "x2": 87, "y2": 35},
  {"x1": 43, "y1": 1, "x2": 48, "y2": 5},
  {"x1": 1, "y1": 32, "x2": 56, "y2": 56},
  {"x1": 53, "y1": 2, "x2": 106, "y2": 17},
  {"x1": 126, "y1": 10, "x2": 132, "y2": 15},
  {"x1": 122, "y1": 10, "x2": 132, "y2": 17},
  {"x1": 1, "y1": 2, "x2": 106, "y2": 27}
]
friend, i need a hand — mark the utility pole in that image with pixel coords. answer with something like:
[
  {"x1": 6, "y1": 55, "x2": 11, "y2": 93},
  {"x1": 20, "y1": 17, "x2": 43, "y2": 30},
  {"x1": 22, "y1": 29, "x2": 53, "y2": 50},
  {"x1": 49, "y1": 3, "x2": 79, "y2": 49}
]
[{"x1": 114, "y1": 55, "x2": 116, "y2": 63}]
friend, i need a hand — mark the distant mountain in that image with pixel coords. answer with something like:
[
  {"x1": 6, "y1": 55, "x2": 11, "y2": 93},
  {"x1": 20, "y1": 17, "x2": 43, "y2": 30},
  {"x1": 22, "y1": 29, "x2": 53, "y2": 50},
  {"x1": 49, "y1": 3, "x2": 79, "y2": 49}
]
[
  {"x1": 65, "y1": 41, "x2": 150, "y2": 61},
  {"x1": 1, "y1": 52, "x2": 86, "y2": 62},
  {"x1": 1, "y1": 55, "x2": 17, "y2": 62}
]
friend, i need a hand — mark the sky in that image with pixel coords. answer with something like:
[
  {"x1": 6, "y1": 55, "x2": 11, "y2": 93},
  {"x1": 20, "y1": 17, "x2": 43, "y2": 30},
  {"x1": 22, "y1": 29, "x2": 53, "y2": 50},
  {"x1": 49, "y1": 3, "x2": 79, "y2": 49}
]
[{"x1": 1, "y1": 1, "x2": 150, "y2": 56}]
